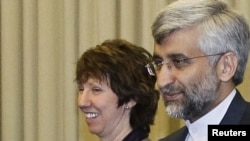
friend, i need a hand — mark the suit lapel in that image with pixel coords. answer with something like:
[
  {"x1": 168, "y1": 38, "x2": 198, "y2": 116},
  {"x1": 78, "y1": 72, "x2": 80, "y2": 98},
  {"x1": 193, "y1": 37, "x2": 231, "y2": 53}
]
[{"x1": 220, "y1": 90, "x2": 247, "y2": 124}]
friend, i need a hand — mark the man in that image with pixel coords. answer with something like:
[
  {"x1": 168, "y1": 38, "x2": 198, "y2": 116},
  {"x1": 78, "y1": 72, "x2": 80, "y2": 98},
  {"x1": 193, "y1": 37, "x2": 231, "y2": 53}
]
[{"x1": 145, "y1": 0, "x2": 250, "y2": 140}]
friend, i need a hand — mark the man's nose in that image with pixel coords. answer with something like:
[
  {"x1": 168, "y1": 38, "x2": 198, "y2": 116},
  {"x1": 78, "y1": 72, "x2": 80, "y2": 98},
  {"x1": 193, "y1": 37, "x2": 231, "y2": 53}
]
[{"x1": 156, "y1": 64, "x2": 175, "y2": 90}]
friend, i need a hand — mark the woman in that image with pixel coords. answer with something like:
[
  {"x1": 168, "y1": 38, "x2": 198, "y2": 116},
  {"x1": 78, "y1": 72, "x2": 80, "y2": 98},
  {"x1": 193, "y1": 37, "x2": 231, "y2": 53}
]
[{"x1": 76, "y1": 39, "x2": 159, "y2": 141}]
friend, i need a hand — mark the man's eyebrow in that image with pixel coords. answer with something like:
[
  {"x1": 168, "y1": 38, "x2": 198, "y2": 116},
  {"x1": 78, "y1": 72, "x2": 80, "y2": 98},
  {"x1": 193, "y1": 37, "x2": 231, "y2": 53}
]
[
  {"x1": 168, "y1": 53, "x2": 187, "y2": 58},
  {"x1": 153, "y1": 53, "x2": 186, "y2": 59},
  {"x1": 152, "y1": 54, "x2": 162, "y2": 60}
]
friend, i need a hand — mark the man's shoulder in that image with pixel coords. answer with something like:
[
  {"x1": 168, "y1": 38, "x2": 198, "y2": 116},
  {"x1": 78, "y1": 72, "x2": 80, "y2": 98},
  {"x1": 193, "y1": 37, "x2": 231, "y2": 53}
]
[{"x1": 240, "y1": 100, "x2": 250, "y2": 124}]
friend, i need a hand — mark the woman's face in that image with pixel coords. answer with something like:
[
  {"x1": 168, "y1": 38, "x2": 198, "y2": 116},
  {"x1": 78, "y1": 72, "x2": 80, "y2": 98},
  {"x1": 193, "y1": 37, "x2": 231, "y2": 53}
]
[{"x1": 78, "y1": 78, "x2": 131, "y2": 137}]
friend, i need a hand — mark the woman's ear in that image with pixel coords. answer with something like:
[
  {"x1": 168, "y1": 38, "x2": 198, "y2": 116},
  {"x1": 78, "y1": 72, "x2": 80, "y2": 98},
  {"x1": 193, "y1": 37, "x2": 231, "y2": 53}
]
[
  {"x1": 217, "y1": 52, "x2": 238, "y2": 82},
  {"x1": 124, "y1": 100, "x2": 136, "y2": 110}
]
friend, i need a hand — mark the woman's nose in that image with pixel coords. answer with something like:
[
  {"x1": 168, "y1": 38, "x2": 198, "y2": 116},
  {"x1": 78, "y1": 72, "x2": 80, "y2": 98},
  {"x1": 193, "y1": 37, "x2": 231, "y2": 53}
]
[{"x1": 78, "y1": 91, "x2": 91, "y2": 108}]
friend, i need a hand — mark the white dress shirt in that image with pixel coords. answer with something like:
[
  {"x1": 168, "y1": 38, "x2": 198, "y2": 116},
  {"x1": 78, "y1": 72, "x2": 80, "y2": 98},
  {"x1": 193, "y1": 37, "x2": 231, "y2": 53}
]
[{"x1": 185, "y1": 89, "x2": 236, "y2": 141}]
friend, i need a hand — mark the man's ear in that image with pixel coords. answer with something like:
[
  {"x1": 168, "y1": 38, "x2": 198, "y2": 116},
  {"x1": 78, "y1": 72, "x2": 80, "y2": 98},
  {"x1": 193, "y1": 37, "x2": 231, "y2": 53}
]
[{"x1": 216, "y1": 52, "x2": 238, "y2": 82}]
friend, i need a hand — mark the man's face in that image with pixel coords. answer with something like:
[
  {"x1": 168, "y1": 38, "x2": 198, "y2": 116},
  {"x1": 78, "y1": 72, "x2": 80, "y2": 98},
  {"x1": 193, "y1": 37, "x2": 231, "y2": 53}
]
[{"x1": 153, "y1": 28, "x2": 220, "y2": 121}]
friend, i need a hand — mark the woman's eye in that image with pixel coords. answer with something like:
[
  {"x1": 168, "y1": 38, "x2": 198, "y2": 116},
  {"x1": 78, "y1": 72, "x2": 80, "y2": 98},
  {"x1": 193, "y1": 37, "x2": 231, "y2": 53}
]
[
  {"x1": 78, "y1": 87, "x2": 84, "y2": 95},
  {"x1": 78, "y1": 85, "x2": 84, "y2": 92},
  {"x1": 92, "y1": 87, "x2": 102, "y2": 92}
]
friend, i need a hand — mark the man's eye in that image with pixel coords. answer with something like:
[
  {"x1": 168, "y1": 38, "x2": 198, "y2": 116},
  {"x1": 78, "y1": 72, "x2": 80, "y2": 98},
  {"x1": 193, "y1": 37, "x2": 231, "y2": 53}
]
[
  {"x1": 172, "y1": 58, "x2": 188, "y2": 68},
  {"x1": 173, "y1": 58, "x2": 184, "y2": 63},
  {"x1": 153, "y1": 60, "x2": 163, "y2": 70},
  {"x1": 153, "y1": 60, "x2": 162, "y2": 66},
  {"x1": 155, "y1": 61, "x2": 162, "y2": 66}
]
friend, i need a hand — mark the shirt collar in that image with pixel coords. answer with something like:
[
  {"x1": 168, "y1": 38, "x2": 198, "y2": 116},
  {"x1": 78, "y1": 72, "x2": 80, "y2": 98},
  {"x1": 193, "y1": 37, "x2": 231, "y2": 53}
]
[{"x1": 185, "y1": 89, "x2": 236, "y2": 141}]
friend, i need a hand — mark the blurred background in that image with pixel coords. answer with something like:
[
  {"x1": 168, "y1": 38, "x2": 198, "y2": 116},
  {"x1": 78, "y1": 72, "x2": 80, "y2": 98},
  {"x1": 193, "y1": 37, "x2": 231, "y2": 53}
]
[{"x1": 1, "y1": 0, "x2": 250, "y2": 141}]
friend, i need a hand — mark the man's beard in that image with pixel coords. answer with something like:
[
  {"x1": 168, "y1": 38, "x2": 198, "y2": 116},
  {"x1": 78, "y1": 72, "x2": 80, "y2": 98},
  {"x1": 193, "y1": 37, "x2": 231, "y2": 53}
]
[{"x1": 162, "y1": 69, "x2": 219, "y2": 120}]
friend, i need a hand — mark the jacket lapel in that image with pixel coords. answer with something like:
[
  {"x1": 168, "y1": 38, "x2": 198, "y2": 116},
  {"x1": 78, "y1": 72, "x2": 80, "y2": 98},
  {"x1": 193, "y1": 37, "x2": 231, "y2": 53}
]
[{"x1": 220, "y1": 90, "x2": 247, "y2": 124}]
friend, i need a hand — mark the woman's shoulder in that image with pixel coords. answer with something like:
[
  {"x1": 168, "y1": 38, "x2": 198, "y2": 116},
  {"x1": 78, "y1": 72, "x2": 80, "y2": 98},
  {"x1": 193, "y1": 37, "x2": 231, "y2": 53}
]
[{"x1": 123, "y1": 128, "x2": 149, "y2": 141}]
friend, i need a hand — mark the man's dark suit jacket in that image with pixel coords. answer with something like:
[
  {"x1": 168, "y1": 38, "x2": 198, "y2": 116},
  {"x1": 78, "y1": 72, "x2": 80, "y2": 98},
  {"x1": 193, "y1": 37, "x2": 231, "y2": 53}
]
[{"x1": 159, "y1": 89, "x2": 250, "y2": 141}]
